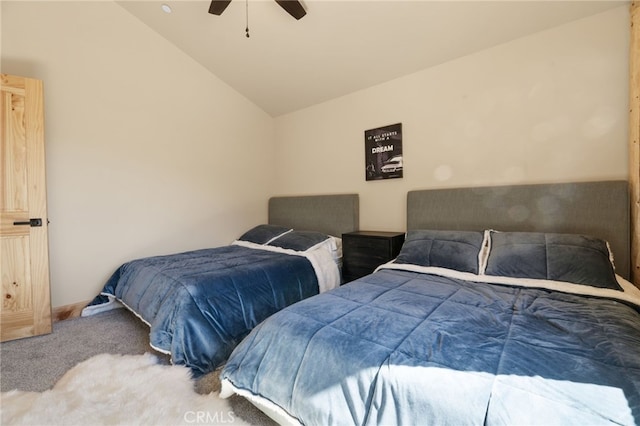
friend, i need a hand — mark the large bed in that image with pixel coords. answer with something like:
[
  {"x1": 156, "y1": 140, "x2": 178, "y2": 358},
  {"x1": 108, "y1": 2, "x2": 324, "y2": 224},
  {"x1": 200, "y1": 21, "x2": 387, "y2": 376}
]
[
  {"x1": 81, "y1": 194, "x2": 359, "y2": 377},
  {"x1": 220, "y1": 181, "x2": 640, "y2": 425}
]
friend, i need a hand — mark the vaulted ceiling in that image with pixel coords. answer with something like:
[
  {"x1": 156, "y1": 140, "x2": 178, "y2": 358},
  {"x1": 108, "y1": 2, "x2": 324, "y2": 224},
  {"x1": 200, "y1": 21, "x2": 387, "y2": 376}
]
[{"x1": 118, "y1": 0, "x2": 628, "y2": 116}]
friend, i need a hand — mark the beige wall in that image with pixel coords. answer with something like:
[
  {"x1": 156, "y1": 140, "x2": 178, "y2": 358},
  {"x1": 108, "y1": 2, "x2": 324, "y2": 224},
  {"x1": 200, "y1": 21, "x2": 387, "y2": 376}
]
[
  {"x1": 1, "y1": 3, "x2": 630, "y2": 308},
  {"x1": 1, "y1": 1, "x2": 275, "y2": 307},
  {"x1": 274, "y1": 6, "x2": 630, "y2": 232}
]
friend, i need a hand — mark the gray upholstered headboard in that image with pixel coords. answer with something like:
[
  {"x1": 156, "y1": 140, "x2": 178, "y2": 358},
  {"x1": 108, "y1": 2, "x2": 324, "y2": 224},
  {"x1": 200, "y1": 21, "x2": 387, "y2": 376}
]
[
  {"x1": 268, "y1": 194, "x2": 359, "y2": 237},
  {"x1": 407, "y1": 181, "x2": 630, "y2": 280}
]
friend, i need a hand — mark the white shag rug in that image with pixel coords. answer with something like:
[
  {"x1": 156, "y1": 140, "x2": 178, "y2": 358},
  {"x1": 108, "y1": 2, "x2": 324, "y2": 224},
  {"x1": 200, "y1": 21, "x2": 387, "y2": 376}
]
[{"x1": 1, "y1": 353, "x2": 251, "y2": 426}]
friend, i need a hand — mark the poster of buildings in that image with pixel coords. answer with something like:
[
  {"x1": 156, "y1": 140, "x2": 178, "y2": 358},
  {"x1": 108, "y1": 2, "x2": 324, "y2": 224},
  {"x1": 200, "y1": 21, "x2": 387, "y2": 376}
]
[{"x1": 365, "y1": 123, "x2": 403, "y2": 181}]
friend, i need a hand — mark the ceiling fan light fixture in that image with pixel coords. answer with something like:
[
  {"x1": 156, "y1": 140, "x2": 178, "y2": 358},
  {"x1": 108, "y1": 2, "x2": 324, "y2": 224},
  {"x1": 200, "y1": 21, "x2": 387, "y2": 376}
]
[
  {"x1": 208, "y1": 0, "x2": 306, "y2": 20},
  {"x1": 161, "y1": 4, "x2": 172, "y2": 13}
]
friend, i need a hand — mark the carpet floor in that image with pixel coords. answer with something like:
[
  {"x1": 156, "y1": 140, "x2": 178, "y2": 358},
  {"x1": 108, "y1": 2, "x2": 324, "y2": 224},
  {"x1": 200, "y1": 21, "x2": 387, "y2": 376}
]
[{"x1": 0, "y1": 308, "x2": 275, "y2": 426}]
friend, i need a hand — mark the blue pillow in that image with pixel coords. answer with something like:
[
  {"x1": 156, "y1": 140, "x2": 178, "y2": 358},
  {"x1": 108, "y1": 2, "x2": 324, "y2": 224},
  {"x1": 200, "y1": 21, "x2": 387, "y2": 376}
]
[
  {"x1": 394, "y1": 230, "x2": 485, "y2": 274},
  {"x1": 268, "y1": 230, "x2": 330, "y2": 251},
  {"x1": 238, "y1": 224, "x2": 291, "y2": 244},
  {"x1": 485, "y1": 231, "x2": 621, "y2": 291}
]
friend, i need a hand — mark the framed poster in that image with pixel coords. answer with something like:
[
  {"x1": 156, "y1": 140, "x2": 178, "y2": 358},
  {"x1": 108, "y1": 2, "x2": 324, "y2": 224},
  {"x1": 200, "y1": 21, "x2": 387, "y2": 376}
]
[{"x1": 365, "y1": 123, "x2": 403, "y2": 181}]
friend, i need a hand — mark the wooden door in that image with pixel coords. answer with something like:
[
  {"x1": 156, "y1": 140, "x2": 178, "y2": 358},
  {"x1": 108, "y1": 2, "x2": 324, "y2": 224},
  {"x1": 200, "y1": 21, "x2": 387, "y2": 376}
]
[{"x1": 1, "y1": 74, "x2": 52, "y2": 341}]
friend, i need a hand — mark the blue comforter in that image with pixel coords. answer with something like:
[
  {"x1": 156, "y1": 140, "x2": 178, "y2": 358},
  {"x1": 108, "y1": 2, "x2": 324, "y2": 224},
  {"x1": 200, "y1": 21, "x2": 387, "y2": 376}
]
[
  {"x1": 221, "y1": 268, "x2": 640, "y2": 425},
  {"x1": 88, "y1": 245, "x2": 319, "y2": 377}
]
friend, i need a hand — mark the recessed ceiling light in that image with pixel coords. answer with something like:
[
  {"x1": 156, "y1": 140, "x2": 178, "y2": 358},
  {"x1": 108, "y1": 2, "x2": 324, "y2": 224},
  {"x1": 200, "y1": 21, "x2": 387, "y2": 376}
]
[{"x1": 161, "y1": 4, "x2": 172, "y2": 13}]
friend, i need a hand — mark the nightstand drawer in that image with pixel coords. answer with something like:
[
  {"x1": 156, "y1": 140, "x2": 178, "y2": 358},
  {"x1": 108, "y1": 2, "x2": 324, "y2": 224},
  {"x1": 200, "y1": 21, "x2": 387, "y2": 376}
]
[
  {"x1": 342, "y1": 247, "x2": 390, "y2": 269},
  {"x1": 342, "y1": 265, "x2": 376, "y2": 282},
  {"x1": 343, "y1": 237, "x2": 389, "y2": 255}
]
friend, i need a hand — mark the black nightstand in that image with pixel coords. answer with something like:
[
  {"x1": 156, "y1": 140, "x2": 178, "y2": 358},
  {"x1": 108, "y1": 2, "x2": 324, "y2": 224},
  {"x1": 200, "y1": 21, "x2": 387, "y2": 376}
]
[{"x1": 342, "y1": 231, "x2": 405, "y2": 283}]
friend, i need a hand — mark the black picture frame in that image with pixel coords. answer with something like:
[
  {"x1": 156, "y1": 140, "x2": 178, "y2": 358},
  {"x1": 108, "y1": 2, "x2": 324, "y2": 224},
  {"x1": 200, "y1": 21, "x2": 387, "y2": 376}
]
[{"x1": 365, "y1": 123, "x2": 403, "y2": 181}]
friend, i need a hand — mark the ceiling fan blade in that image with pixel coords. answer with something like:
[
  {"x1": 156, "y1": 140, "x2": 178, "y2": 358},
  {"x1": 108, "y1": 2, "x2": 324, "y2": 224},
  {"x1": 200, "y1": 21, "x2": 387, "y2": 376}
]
[
  {"x1": 209, "y1": 0, "x2": 232, "y2": 15},
  {"x1": 275, "y1": 0, "x2": 306, "y2": 20}
]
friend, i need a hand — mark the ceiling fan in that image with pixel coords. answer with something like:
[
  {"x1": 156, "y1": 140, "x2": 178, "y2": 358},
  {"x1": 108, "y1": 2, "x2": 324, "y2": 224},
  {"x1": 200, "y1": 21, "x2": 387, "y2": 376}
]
[{"x1": 208, "y1": 0, "x2": 307, "y2": 20}]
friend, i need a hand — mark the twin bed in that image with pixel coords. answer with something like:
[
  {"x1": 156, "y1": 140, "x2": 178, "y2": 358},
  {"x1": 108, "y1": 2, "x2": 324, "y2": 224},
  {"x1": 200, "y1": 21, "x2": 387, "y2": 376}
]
[
  {"x1": 85, "y1": 181, "x2": 640, "y2": 425},
  {"x1": 82, "y1": 194, "x2": 359, "y2": 376}
]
